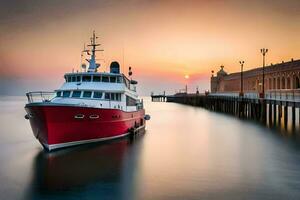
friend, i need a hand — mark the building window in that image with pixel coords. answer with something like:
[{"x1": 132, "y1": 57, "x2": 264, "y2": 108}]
[
  {"x1": 93, "y1": 92, "x2": 103, "y2": 99},
  {"x1": 63, "y1": 91, "x2": 71, "y2": 97},
  {"x1": 82, "y1": 76, "x2": 91, "y2": 82},
  {"x1": 83, "y1": 91, "x2": 92, "y2": 98},
  {"x1": 281, "y1": 77, "x2": 285, "y2": 89},
  {"x1": 295, "y1": 76, "x2": 300, "y2": 89},
  {"x1": 287, "y1": 77, "x2": 291, "y2": 89},
  {"x1": 72, "y1": 91, "x2": 81, "y2": 98}
]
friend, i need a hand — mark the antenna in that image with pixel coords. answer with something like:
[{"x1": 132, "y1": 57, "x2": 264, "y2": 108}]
[
  {"x1": 122, "y1": 43, "x2": 125, "y2": 74},
  {"x1": 85, "y1": 31, "x2": 104, "y2": 72}
]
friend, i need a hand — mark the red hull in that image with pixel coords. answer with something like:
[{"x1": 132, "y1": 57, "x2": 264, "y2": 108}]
[{"x1": 25, "y1": 104, "x2": 145, "y2": 150}]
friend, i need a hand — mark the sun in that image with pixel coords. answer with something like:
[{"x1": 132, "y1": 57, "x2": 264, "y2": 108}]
[{"x1": 184, "y1": 74, "x2": 189, "y2": 79}]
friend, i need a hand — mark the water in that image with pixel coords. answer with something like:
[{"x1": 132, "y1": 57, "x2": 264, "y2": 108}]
[{"x1": 1, "y1": 96, "x2": 300, "y2": 200}]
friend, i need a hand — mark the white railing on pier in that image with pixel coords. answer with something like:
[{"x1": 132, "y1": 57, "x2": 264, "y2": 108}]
[
  {"x1": 209, "y1": 92, "x2": 239, "y2": 97},
  {"x1": 265, "y1": 89, "x2": 300, "y2": 102},
  {"x1": 209, "y1": 89, "x2": 300, "y2": 102}
]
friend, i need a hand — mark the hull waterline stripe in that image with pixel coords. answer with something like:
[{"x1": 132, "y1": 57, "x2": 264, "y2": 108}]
[{"x1": 43, "y1": 125, "x2": 145, "y2": 151}]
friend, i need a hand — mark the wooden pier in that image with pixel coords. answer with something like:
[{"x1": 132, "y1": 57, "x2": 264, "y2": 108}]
[
  {"x1": 151, "y1": 91, "x2": 167, "y2": 102},
  {"x1": 164, "y1": 90, "x2": 300, "y2": 129}
]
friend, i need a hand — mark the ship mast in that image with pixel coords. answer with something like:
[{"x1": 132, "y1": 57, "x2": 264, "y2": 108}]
[{"x1": 85, "y1": 31, "x2": 103, "y2": 72}]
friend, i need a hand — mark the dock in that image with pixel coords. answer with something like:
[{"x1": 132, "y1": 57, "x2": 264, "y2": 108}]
[
  {"x1": 151, "y1": 91, "x2": 167, "y2": 102},
  {"x1": 155, "y1": 90, "x2": 300, "y2": 129}
]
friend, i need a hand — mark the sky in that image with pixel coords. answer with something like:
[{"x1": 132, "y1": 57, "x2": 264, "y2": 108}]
[{"x1": 0, "y1": 0, "x2": 299, "y2": 95}]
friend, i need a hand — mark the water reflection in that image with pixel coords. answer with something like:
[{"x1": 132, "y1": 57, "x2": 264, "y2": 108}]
[
  {"x1": 2, "y1": 97, "x2": 300, "y2": 200},
  {"x1": 26, "y1": 136, "x2": 144, "y2": 199}
]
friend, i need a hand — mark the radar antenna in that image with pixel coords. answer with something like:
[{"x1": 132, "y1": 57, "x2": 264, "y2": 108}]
[{"x1": 83, "y1": 31, "x2": 104, "y2": 72}]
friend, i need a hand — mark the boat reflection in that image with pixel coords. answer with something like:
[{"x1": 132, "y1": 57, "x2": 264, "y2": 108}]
[{"x1": 28, "y1": 135, "x2": 144, "y2": 198}]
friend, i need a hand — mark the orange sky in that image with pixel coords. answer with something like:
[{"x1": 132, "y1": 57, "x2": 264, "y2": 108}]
[{"x1": 0, "y1": 0, "x2": 299, "y2": 95}]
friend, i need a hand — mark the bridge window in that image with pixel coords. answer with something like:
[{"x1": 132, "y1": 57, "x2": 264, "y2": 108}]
[
  {"x1": 93, "y1": 92, "x2": 103, "y2": 99},
  {"x1": 63, "y1": 91, "x2": 71, "y2": 97},
  {"x1": 117, "y1": 76, "x2": 122, "y2": 83},
  {"x1": 102, "y1": 76, "x2": 109, "y2": 82},
  {"x1": 56, "y1": 91, "x2": 62, "y2": 97},
  {"x1": 82, "y1": 76, "x2": 91, "y2": 82},
  {"x1": 71, "y1": 76, "x2": 76, "y2": 82},
  {"x1": 110, "y1": 76, "x2": 116, "y2": 83},
  {"x1": 76, "y1": 76, "x2": 81, "y2": 82},
  {"x1": 67, "y1": 76, "x2": 71, "y2": 82},
  {"x1": 93, "y1": 76, "x2": 101, "y2": 82},
  {"x1": 72, "y1": 91, "x2": 81, "y2": 98},
  {"x1": 83, "y1": 91, "x2": 92, "y2": 98}
]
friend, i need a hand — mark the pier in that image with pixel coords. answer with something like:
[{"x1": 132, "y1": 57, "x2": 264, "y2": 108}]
[
  {"x1": 151, "y1": 91, "x2": 167, "y2": 102},
  {"x1": 163, "y1": 90, "x2": 300, "y2": 129}
]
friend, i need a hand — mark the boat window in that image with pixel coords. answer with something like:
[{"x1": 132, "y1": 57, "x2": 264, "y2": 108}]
[
  {"x1": 72, "y1": 91, "x2": 81, "y2": 98},
  {"x1": 83, "y1": 91, "x2": 92, "y2": 98},
  {"x1": 76, "y1": 76, "x2": 81, "y2": 82},
  {"x1": 82, "y1": 76, "x2": 91, "y2": 82},
  {"x1": 105, "y1": 93, "x2": 110, "y2": 100},
  {"x1": 102, "y1": 76, "x2": 109, "y2": 82},
  {"x1": 110, "y1": 76, "x2": 116, "y2": 83},
  {"x1": 116, "y1": 76, "x2": 122, "y2": 83},
  {"x1": 111, "y1": 93, "x2": 116, "y2": 101},
  {"x1": 93, "y1": 76, "x2": 101, "y2": 82},
  {"x1": 71, "y1": 76, "x2": 76, "y2": 82},
  {"x1": 116, "y1": 93, "x2": 121, "y2": 101},
  {"x1": 126, "y1": 95, "x2": 136, "y2": 106},
  {"x1": 63, "y1": 91, "x2": 71, "y2": 97},
  {"x1": 67, "y1": 76, "x2": 72, "y2": 82},
  {"x1": 56, "y1": 91, "x2": 62, "y2": 97},
  {"x1": 93, "y1": 92, "x2": 103, "y2": 99},
  {"x1": 109, "y1": 93, "x2": 121, "y2": 101}
]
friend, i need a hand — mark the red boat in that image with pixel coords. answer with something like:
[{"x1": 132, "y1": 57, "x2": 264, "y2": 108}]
[{"x1": 25, "y1": 32, "x2": 149, "y2": 151}]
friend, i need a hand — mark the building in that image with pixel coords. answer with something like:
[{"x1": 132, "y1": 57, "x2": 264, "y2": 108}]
[{"x1": 211, "y1": 59, "x2": 300, "y2": 93}]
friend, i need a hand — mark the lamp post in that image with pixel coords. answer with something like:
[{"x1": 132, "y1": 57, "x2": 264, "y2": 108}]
[
  {"x1": 239, "y1": 61, "x2": 245, "y2": 96},
  {"x1": 260, "y1": 48, "x2": 268, "y2": 97}
]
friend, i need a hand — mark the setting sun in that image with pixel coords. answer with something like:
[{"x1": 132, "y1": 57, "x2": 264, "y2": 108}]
[{"x1": 185, "y1": 75, "x2": 190, "y2": 79}]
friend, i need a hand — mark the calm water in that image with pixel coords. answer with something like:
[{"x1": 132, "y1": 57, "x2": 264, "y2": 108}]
[{"x1": 1, "y1": 96, "x2": 300, "y2": 200}]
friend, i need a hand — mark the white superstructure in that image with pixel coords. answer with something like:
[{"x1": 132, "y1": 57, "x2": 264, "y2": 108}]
[{"x1": 33, "y1": 31, "x2": 143, "y2": 112}]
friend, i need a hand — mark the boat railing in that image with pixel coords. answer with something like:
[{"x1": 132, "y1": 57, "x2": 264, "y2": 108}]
[{"x1": 26, "y1": 91, "x2": 56, "y2": 103}]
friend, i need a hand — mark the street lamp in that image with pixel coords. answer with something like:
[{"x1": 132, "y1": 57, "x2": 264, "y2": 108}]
[
  {"x1": 260, "y1": 48, "x2": 268, "y2": 97},
  {"x1": 239, "y1": 61, "x2": 245, "y2": 96}
]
